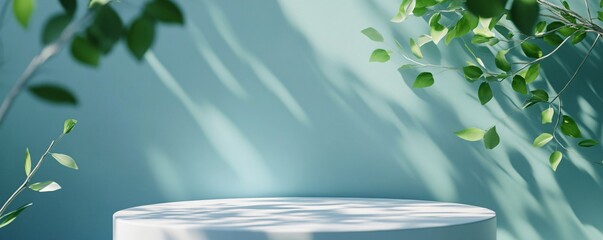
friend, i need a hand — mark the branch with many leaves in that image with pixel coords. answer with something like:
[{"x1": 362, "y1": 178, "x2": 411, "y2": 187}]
[{"x1": 364, "y1": 0, "x2": 602, "y2": 171}]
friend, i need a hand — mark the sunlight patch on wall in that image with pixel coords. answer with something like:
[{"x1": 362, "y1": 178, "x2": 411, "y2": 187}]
[
  {"x1": 146, "y1": 147, "x2": 188, "y2": 200},
  {"x1": 395, "y1": 134, "x2": 458, "y2": 200},
  {"x1": 145, "y1": 51, "x2": 275, "y2": 192},
  {"x1": 577, "y1": 96, "x2": 598, "y2": 133},
  {"x1": 187, "y1": 21, "x2": 248, "y2": 99},
  {"x1": 201, "y1": 0, "x2": 310, "y2": 126},
  {"x1": 489, "y1": 180, "x2": 542, "y2": 240}
]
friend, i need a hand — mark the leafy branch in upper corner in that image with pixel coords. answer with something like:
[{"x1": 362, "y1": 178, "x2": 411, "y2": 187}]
[
  {"x1": 0, "y1": 0, "x2": 184, "y2": 230},
  {"x1": 0, "y1": 119, "x2": 78, "y2": 229},
  {"x1": 363, "y1": 0, "x2": 602, "y2": 171},
  {"x1": 0, "y1": 0, "x2": 184, "y2": 125}
]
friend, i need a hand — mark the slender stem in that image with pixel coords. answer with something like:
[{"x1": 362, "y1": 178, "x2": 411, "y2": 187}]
[
  {"x1": 0, "y1": 11, "x2": 94, "y2": 125},
  {"x1": 539, "y1": 0, "x2": 591, "y2": 24},
  {"x1": 0, "y1": 135, "x2": 62, "y2": 216},
  {"x1": 504, "y1": 34, "x2": 574, "y2": 80},
  {"x1": 551, "y1": 98, "x2": 567, "y2": 150},
  {"x1": 550, "y1": 34, "x2": 600, "y2": 103},
  {"x1": 390, "y1": 42, "x2": 457, "y2": 70},
  {"x1": 584, "y1": 0, "x2": 593, "y2": 23}
]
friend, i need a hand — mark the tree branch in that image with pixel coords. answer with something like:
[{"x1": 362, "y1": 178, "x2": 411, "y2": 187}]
[{"x1": 0, "y1": 11, "x2": 94, "y2": 125}]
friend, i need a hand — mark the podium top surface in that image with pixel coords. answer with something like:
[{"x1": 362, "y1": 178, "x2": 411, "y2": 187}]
[{"x1": 114, "y1": 197, "x2": 495, "y2": 233}]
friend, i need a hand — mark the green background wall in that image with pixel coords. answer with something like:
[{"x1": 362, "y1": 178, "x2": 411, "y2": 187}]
[{"x1": 1, "y1": 0, "x2": 602, "y2": 239}]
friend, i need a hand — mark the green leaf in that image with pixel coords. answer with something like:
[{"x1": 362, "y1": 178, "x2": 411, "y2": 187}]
[
  {"x1": 572, "y1": 31, "x2": 586, "y2": 44},
  {"x1": 531, "y1": 89, "x2": 549, "y2": 101},
  {"x1": 0, "y1": 203, "x2": 32, "y2": 229},
  {"x1": 524, "y1": 64, "x2": 540, "y2": 83},
  {"x1": 495, "y1": 50, "x2": 511, "y2": 71},
  {"x1": 483, "y1": 126, "x2": 500, "y2": 149},
  {"x1": 471, "y1": 34, "x2": 491, "y2": 44},
  {"x1": 50, "y1": 153, "x2": 78, "y2": 170},
  {"x1": 521, "y1": 41, "x2": 542, "y2": 58},
  {"x1": 28, "y1": 84, "x2": 77, "y2": 105},
  {"x1": 13, "y1": 0, "x2": 34, "y2": 28},
  {"x1": 598, "y1": 11, "x2": 603, "y2": 22},
  {"x1": 410, "y1": 38, "x2": 423, "y2": 59},
  {"x1": 445, "y1": 26, "x2": 457, "y2": 45},
  {"x1": 578, "y1": 139, "x2": 599, "y2": 147},
  {"x1": 29, "y1": 181, "x2": 61, "y2": 192},
  {"x1": 455, "y1": 12, "x2": 477, "y2": 37},
  {"x1": 361, "y1": 27, "x2": 384, "y2": 42},
  {"x1": 416, "y1": 35, "x2": 432, "y2": 47},
  {"x1": 541, "y1": 107, "x2": 554, "y2": 124},
  {"x1": 488, "y1": 14, "x2": 503, "y2": 30},
  {"x1": 127, "y1": 16, "x2": 156, "y2": 60},
  {"x1": 533, "y1": 133, "x2": 553, "y2": 147},
  {"x1": 144, "y1": 0, "x2": 184, "y2": 24},
  {"x1": 546, "y1": 21, "x2": 564, "y2": 32},
  {"x1": 558, "y1": 26, "x2": 577, "y2": 37},
  {"x1": 86, "y1": 5, "x2": 124, "y2": 54},
  {"x1": 512, "y1": 75, "x2": 528, "y2": 94},
  {"x1": 543, "y1": 34, "x2": 564, "y2": 46},
  {"x1": 455, "y1": 127, "x2": 485, "y2": 141},
  {"x1": 391, "y1": 0, "x2": 416, "y2": 23},
  {"x1": 63, "y1": 119, "x2": 77, "y2": 134},
  {"x1": 429, "y1": 13, "x2": 448, "y2": 44},
  {"x1": 560, "y1": 115, "x2": 582, "y2": 138},
  {"x1": 534, "y1": 21, "x2": 546, "y2": 35},
  {"x1": 463, "y1": 65, "x2": 483, "y2": 81},
  {"x1": 413, "y1": 72, "x2": 434, "y2": 88},
  {"x1": 415, "y1": 0, "x2": 438, "y2": 8},
  {"x1": 510, "y1": 0, "x2": 540, "y2": 35},
  {"x1": 89, "y1": 0, "x2": 110, "y2": 7},
  {"x1": 523, "y1": 89, "x2": 548, "y2": 108},
  {"x1": 59, "y1": 0, "x2": 76, "y2": 16},
  {"x1": 42, "y1": 14, "x2": 72, "y2": 45},
  {"x1": 465, "y1": 0, "x2": 506, "y2": 18},
  {"x1": 399, "y1": 64, "x2": 418, "y2": 70},
  {"x1": 487, "y1": 37, "x2": 500, "y2": 46},
  {"x1": 70, "y1": 35, "x2": 100, "y2": 67},
  {"x1": 478, "y1": 82, "x2": 493, "y2": 105},
  {"x1": 562, "y1": 1, "x2": 570, "y2": 9},
  {"x1": 549, "y1": 151, "x2": 562, "y2": 171},
  {"x1": 369, "y1": 49, "x2": 390, "y2": 63},
  {"x1": 24, "y1": 148, "x2": 31, "y2": 176},
  {"x1": 413, "y1": 7, "x2": 428, "y2": 16}
]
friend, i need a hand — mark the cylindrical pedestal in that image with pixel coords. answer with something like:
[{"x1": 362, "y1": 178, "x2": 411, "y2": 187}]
[{"x1": 114, "y1": 198, "x2": 496, "y2": 240}]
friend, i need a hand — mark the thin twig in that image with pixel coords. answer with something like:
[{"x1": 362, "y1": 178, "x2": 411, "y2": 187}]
[
  {"x1": 550, "y1": 34, "x2": 600, "y2": 102},
  {"x1": 584, "y1": 0, "x2": 593, "y2": 23},
  {"x1": 0, "y1": 134, "x2": 63, "y2": 216},
  {"x1": 504, "y1": 34, "x2": 574, "y2": 80},
  {"x1": 551, "y1": 98, "x2": 567, "y2": 150}
]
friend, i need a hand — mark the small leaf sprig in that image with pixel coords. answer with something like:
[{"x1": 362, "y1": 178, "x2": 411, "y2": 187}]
[{"x1": 0, "y1": 119, "x2": 79, "y2": 229}]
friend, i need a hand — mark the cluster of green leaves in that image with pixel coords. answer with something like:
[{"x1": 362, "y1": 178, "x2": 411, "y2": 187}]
[
  {"x1": 12, "y1": 0, "x2": 183, "y2": 106},
  {"x1": 0, "y1": 119, "x2": 78, "y2": 229},
  {"x1": 363, "y1": 0, "x2": 603, "y2": 171}
]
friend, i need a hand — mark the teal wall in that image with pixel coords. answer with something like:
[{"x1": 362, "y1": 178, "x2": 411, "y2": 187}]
[{"x1": 1, "y1": 0, "x2": 603, "y2": 239}]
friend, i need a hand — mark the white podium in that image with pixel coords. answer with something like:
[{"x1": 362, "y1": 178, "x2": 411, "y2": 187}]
[{"x1": 114, "y1": 198, "x2": 496, "y2": 240}]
